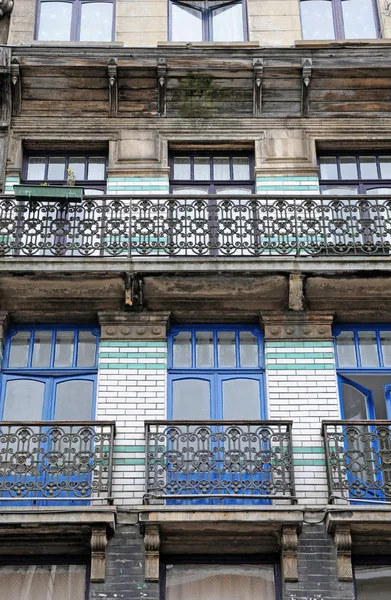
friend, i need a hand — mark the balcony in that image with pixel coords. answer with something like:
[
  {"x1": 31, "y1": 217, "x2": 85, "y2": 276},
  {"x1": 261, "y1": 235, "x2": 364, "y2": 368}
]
[
  {"x1": 323, "y1": 421, "x2": 391, "y2": 503},
  {"x1": 0, "y1": 194, "x2": 389, "y2": 260},
  {"x1": 0, "y1": 421, "x2": 116, "y2": 504},
  {"x1": 144, "y1": 421, "x2": 296, "y2": 504}
]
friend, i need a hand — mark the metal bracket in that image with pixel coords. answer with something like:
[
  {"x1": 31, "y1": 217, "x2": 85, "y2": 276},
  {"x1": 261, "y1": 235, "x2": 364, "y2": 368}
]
[
  {"x1": 157, "y1": 58, "x2": 167, "y2": 117},
  {"x1": 301, "y1": 58, "x2": 312, "y2": 118},
  {"x1": 108, "y1": 58, "x2": 118, "y2": 117},
  {"x1": 253, "y1": 58, "x2": 263, "y2": 117}
]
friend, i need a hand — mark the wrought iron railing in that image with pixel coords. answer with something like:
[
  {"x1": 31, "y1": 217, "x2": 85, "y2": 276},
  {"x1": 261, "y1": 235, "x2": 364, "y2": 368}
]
[
  {"x1": 144, "y1": 421, "x2": 296, "y2": 503},
  {"x1": 0, "y1": 421, "x2": 116, "y2": 503},
  {"x1": 323, "y1": 421, "x2": 391, "y2": 503},
  {"x1": 0, "y1": 194, "x2": 390, "y2": 257}
]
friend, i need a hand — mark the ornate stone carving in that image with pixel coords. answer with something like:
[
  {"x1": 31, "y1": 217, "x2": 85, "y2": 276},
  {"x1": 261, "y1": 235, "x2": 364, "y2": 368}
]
[
  {"x1": 157, "y1": 58, "x2": 167, "y2": 117},
  {"x1": 334, "y1": 525, "x2": 353, "y2": 581},
  {"x1": 107, "y1": 58, "x2": 118, "y2": 117},
  {"x1": 281, "y1": 525, "x2": 299, "y2": 582},
  {"x1": 99, "y1": 311, "x2": 170, "y2": 341},
  {"x1": 289, "y1": 273, "x2": 305, "y2": 311},
  {"x1": 253, "y1": 58, "x2": 263, "y2": 117},
  {"x1": 11, "y1": 58, "x2": 21, "y2": 117},
  {"x1": 91, "y1": 527, "x2": 108, "y2": 582},
  {"x1": 0, "y1": 0, "x2": 13, "y2": 17},
  {"x1": 262, "y1": 311, "x2": 334, "y2": 341},
  {"x1": 144, "y1": 524, "x2": 160, "y2": 582},
  {"x1": 301, "y1": 58, "x2": 312, "y2": 117}
]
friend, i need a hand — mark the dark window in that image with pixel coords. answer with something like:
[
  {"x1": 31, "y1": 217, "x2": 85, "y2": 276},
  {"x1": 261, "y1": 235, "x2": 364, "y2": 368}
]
[
  {"x1": 354, "y1": 558, "x2": 391, "y2": 599},
  {"x1": 319, "y1": 153, "x2": 391, "y2": 195},
  {"x1": 169, "y1": 1, "x2": 247, "y2": 42},
  {"x1": 23, "y1": 153, "x2": 107, "y2": 195},
  {"x1": 300, "y1": 0, "x2": 380, "y2": 40},
  {"x1": 36, "y1": 0, "x2": 114, "y2": 42}
]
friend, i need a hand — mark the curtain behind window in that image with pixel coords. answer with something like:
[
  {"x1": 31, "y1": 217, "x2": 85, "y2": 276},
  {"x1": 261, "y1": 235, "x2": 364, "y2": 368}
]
[{"x1": 0, "y1": 564, "x2": 86, "y2": 600}]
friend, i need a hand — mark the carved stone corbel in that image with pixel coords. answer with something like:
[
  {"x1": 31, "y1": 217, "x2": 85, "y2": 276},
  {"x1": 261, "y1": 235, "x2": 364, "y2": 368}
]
[
  {"x1": 281, "y1": 525, "x2": 299, "y2": 582},
  {"x1": 108, "y1": 58, "x2": 118, "y2": 117},
  {"x1": 124, "y1": 273, "x2": 143, "y2": 310},
  {"x1": 157, "y1": 58, "x2": 167, "y2": 117},
  {"x1": 0, "y1": 0, "x2": 13, "y2": 18},
  {"x1": 334, "y1": 525, "x2": 353, "y2": 581},
  {"x1": 91, "y1": 526, "x2": 108, "y2": 582},
  {"x1": 144, "y1": 524, "x2": 160, "y2": 582},
  {"x1": 253, "y1": 58, "x2": 263, "y2": 117},
  {"x1": 301, "y1": 58, "x2": 312, "y2": 117},
  {"x1": 11, "y1": 58, "x2": 22, "y2": 117},
  {"x1": 288, "y1": 273, "x2": 305, "y2": 311}
]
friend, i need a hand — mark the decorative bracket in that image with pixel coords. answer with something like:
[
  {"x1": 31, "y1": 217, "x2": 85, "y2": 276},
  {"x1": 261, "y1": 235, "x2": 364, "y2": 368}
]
[
  {"x1": 157, "y1": 58, "x2": 167, "y2": 117},
  {"x1": 124, "y1": 273, "x2": 144, "y2": 310},
  {"x1": 301, "y1": 58, "x2": 312, "y2": 117},
  {"x1": 288, "y1": 273, "x2": 305, "y2": 311},
  {"x1": 108, "y1": 58, "x2": 118, "y2": 117},
  {"x1": 0, "y1": 0, "x2": 13, "y2": 17},
  {"x1": 281, "y1": 525, "x2": 299, "y2": 582},
  {"x1": 334, "y1": 525, "x2": 353, "y2": 581},
  {"x1": 11, "y1": 58, "x2": 22, "y2": 117},
  {"x1": 91, "y1": 526, "x2": 108, "y2": 582},
  {"x1": 144, "y1": 524, "x2": 160, "y2": 582},
  {"x1": 253, "y1": 58, "x2": 263, "y2": 117}
]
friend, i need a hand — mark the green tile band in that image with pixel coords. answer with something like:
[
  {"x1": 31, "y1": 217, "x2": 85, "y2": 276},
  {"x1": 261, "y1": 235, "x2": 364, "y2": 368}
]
[{"x1": 100, "y1": 341, "x2": 166, "y2": 348}]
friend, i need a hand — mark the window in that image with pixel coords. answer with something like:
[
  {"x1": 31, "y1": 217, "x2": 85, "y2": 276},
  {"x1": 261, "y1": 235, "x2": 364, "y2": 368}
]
[
  {"x1": 300, "y1": 0, "x2": 380, "y2": 40},
  {"x1": 169, "y1": 1, "x2": 247, "y2": 42},
  {"x1": 354, "y1": 558, "x2": 391, "y2": 599},
  {"x1": 319, "y1": 153, "x2": 391, "y2": 195},
  {"x1": 23, "y1": 153, "x2": 107, "y2": 195},
  {"x1": 36, "y1": 0, "x2": 114, "y2": 42}
]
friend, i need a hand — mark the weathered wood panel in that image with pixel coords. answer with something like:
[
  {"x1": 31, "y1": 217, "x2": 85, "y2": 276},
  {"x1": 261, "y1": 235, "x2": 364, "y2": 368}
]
[{"x1": 118, "y1": 67, "x2": 158, "y2": 116}]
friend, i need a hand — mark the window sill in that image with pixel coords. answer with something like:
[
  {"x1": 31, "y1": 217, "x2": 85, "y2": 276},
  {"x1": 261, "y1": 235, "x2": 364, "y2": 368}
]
[
  {"x1": 16, "y1": 41, "x2": 124, "y2": 48},
  {"x1": 295, "y1": 39, "x2": 389, "y2": 48},
  {"x1": 157, "y1": 41, "x2": 259, "y2": 48}
]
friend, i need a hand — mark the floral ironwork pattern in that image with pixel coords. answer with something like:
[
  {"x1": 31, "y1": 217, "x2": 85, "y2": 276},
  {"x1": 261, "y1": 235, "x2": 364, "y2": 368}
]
[
  {"x1": 0, "y1": 422, "x2": 115, "y2": 502},
  {"x1": 0, "y1": 195, "x2": 390, "y2": 257},
  {"x1": 144, "y1": 421, "x2": 295, "y2": 503},
  {"x1": 323, "y1": 421, "x2": 391, "y2": 501}
]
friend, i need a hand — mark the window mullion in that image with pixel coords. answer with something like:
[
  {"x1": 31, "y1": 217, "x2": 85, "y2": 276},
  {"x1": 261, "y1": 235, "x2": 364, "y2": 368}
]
[{"x1": 333, "y1": 0, "x2": 345, "y2": 39}]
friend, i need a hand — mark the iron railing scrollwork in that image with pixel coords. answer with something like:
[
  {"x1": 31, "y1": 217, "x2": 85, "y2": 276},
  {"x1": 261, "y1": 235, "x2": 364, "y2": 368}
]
[
  {"x1": 0, "y1": 421, "x2": 116, "y2": 503},
  {"x1": 144, "y1": 421, "x2": 296, "y2": 504},
  {"x1": 0, "y1": 195, "x2": 390, "y2": 258}
]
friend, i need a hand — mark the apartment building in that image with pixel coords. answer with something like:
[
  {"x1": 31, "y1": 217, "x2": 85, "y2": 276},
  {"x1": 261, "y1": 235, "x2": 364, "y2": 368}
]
[{"x1": 0, "y1": 0, "x2": 390, "y2": 599}]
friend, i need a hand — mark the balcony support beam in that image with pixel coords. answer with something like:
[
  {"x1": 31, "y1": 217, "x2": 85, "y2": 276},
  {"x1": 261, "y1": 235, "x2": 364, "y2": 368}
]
[
  {"x1": 281, "y1": 525, "x2": 299, "y2": 582},
  {"x1": 91, "y1": 526, "x2": 109, "y2": 583},
  {"x1": 99, "y1": 310, "x2": 170, "y2": 341},
  {"x1": 144, "y1": 524, "x2": 160, "y2": 582},
  {"x1": 288, "y1": 273, "x2": 305, "y2": 312},
  {"x1": 262, "y1": 311, "x2": 334, "y2": 342}
]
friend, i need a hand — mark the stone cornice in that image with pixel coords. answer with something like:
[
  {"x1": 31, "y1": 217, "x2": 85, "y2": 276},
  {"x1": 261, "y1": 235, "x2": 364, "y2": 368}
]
[
  {"x1": 98, "y1": 311, "x2": 170, "y2": 341},
  {"x1": 261, "y1": 311, "x2": 334, "y2": 341}
]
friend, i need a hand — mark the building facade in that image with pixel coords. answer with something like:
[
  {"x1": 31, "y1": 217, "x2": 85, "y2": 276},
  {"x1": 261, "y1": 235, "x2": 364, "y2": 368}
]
[{"x1": 0, "y1": 0, "x2": 391, "y2": 599}]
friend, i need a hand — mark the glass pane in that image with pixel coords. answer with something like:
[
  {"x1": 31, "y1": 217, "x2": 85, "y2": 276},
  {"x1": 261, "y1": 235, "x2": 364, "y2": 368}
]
[
  {"x1": 365, "y1": 187, "x2": 391, "y2": 195},
  {"x1": 77, "y1": 331, "x2": 96, "y2": 367},
  {"x1": 233, "y1": 157, "x2": 250, "y2": 180},
  {"x1": 68, "y1": 157, "x2": 85, "y2": 180},
  {"x1": 336, "y1": 331, "x2": 356, "y2": 367},
  {"x1": 88, "y1": 157, "x2": 106, "y2": 180},
  {"x1": 26, "y1": 157, "x2": 46, "y2": 181},
  {"x1": 54, "y1": 331, "x2": 74, "y2": 367},
  {"x1": 359, "y1": 156, "x2": 378, "y2": 179},
  {"x1": 212, "y1": 2, "x2": 244, "y2": 42},
  {"x1": 80, "y1": 2, "x2": 113, "y2": 42},
  {"x1": 32, "y1": 331, "x2": 52, "y2": 368},
  {"x1": 194, "y1": 158, "x2": 210, "y2": 180},
  {"x1": 240, "y1": 331, "x2": 259, "y2": 367},
  {"x1": 3, "y1": 379, "x2": 45, "y2": 420},
  {"x1": 300, "y1": 0, "x2": 335, "y2": 40},
  {"x1": 173, "y1": 331, "x2": 192, "y2": 367},
  {"x1": 55, "y1": 380, "x2": 93, "y2": 420},
  {"x1": 172, "y1": 379, "x2": 210, "y2": 419},
  {"x1": 355, "y1": 565, "x2": 391, "y2": 599},
  {"x1": 196, "y1": 331, "x2": 214, "y2": 367},
  {"x1": 381, "y1": 331, "x2": 391, "y2": 367},
  {"x1": 342, "y1": 383, "x2": 368, "y2": 420},
  {"x1": 215, "y1": 186, "x2": 252, "y2": 194},
  {"x1": 47, "y1": 156, "x2": 66, "y2": 180},
  {"x1": 213, "y1": 158, "x2": 230, "y2": 180},
  {"x1": 340, "y1": 156, "x2": 358, "y2": 179},
  {"x1": 223, "y1": 379, "x2": 260, "y2": 420},
  {"x1": 218, "y1": 331, "x2": 236, "y2": 367},
  {"x1": 166, "y1": 564, "x2": 276, "y2": 600},
  {"x1": 380, "y1": 156, "x2": 391, "y2": 179},
  {"x1": 173, "y1": 157, "x2": 191, "y2": 180},
  {"x1": 0, "y1": 564, "x2": 86, "y2": 600},
  {"x1": 84, "y1": 188, "x2": 105, "y2": 195},
  {"x1": 321, "y1": 186, "x2": 358, "y2": 195},
  {"x1": 38, "y1": 2, "x2": 72, "y2": 41},
  {"x1": 358, "y1": 330, "x2": 379, "y2": 367},
  {"x1": 172, "y1": 187, "x2": 209, "y2": 194},
  {"x1": 319, "y1": 156, "x2": 338, "y2": 180},
  {"x1": 342, "y1": 0, "x2": 377, "y2": 39},
  {"x1": 171, "y1": 3, "x2": 203, "y2": 42},
  {"x1": 8, "y1": 331, "x2": 31, "y2": 368}
]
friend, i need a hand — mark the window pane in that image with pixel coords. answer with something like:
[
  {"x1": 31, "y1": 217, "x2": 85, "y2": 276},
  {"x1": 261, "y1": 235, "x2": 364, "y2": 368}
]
[
  {"x1": 0, "y1": 564, "x2": 86, "y2": 600},
  {"x1": 68, "y1": 157, "x2": 85, "y2": 180},
  {"x1": 218, "y1": 331, "x2": 236, "y2": 367},
  {"x1": 381, "y1": 331, "x2": 391, "y2": 367},
  {"x1": 365, "y1": 187, "x2": 391, "y2": 195},
  {"x1": 38, "y1": 2, "x2": 72, "y2": 41},
  {"x1": 55, "y1": 380, "x2": 93, "y2": 420},
  {"x1": 26, "y1": 157, "x2": 46, "y2": 181},
  {"x1": 173, "y1": 157, "x2": 191, "y2": 180},
  {"x1": 84, "y1": 188, "x2": 105, "y2": 195},
  {"x1": 3, "y1": 379, "x2": 45, "y2": 420},
  {"x1": 358, "y1": 330, "x2": 379, "y2": 367},
  {"x1": 54, "y1": 331, "x2": 74, "y2": 367},
  {"x1": 171, "y1": 3, "x2": 203, "y2": 42},
  {"x1": 173, "y1": 331, "x2": 192, "y2": 367},
  {"x1": 342, "y1": 383, "x2": 368, "y2": 419},
  {"x1": 80, "y1": 2, "x2": 113, "y2": 42},
  {"x1": 233, "y1": 157, "x2": 250, "y2": 180},
  {"x1": 336, "y1": 331, "x2": 356, "y2": 367},
  {"x1": 215, "y1": 187, "x2": 252, "y2": 194},
  {"x1": 32, "y1": 331, "x2": 52, "y2": 368},
  {"x1": 47, "y1": 156, "x2": 66, "y2": 180},
  {"x1": 380, "y1": 156, "x2": 391, "y2": 179},
  {"x1": 355, "y1": 565, "x2": 391, "y2": 599},
  {"x1": 342, "y1": 0, "x2": 377, "y2": 39},
  {"x1": 194, "y1": 158, "x2": 210, "y2": 180},
  {"x1": 321, "y1": 186, "x2": 358, "y2": 195},
  {"x1": 196, "y1": 331, "x2": 214, "y2": 367},
  {"x1": 300, "y1": 0, "x2": 335, "y2": 40},
  {"x1": 77, "y1": 331, "x2": 96, "y2": 367},
  {"x1": 212, "y1": 2, "x2": 244, "y2": 42},
  {"x1": 223, "y1": 379, "x2": 260, "y2": 419},
  {"x1": 359, "y1": 156, "x2": 378, "y2": 179},
  {"x1": 240, "y1": 331, "x2": 258, "y2": 367},
  {"x1": 214, "y1": 158, "x2": 230, "y2": 180},
  {"x1": 9, "y1": 331, "x2": 31, "y2": 368},
  {"x1": 319, "y1": 157, "x2": 338, "y2": 180},
  {"x1": 88, "y1": 157, "x2": 106, "y2": 180},
  {"x1": 340, "y1": 156, "x2": 358, "y2": 179},
  {"x1": 172, "y1": 379, "x2": 210, "y2": 419}
]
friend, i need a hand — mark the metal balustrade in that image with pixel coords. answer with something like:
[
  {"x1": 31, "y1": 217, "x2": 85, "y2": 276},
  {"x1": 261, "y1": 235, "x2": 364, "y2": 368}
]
[
  {"x1": 323, "y1": 421, "x2": 391, "y2": 503},
  {"x1": 0, "y1": 421, "x2": 116, "y2": 503},
  {"x1": 0, "y1": 195, "x2": 390, "y2": 257},
  {"x1": 144, "y1": 421, "x2": 296, "y2": 503}
]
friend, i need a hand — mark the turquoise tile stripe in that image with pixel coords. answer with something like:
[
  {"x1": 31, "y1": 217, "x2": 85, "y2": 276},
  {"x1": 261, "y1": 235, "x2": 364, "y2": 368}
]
[
  {"x1": 266, "y1": 363, "x2": 335, "y2": 370},
  {"x1": 99, "y1": 362, "x2": 166, "y2": 370},
  {"x1": 100, "y1": 341, "x2": 166, "y2": 348},
  {"x1": 99, "y1": 352, "x2": 167, "y2": 358},
  {"x1": 265, "y1": 352, "x2": 334, "y2": 359},
  {"x1": 107, "y1": 445, "x2": 325, "y2": 455},
  {"x1": 257, "y1": 185, "x2": 319, "y2": 191},
  {"x1": 257, "y1": 177, "x2": 319, "y2": 181},
  {"x1": 266, "y1": 341, "x2": 333, "y2": 348}
]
